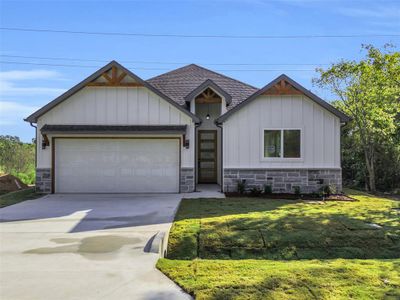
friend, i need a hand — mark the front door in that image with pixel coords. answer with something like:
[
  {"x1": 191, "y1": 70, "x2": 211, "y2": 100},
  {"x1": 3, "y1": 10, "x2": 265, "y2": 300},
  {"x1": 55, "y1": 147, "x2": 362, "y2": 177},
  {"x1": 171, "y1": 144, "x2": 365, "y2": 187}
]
[{"x1": 198, "y1": 130, "x2": 217, "y2": 183}]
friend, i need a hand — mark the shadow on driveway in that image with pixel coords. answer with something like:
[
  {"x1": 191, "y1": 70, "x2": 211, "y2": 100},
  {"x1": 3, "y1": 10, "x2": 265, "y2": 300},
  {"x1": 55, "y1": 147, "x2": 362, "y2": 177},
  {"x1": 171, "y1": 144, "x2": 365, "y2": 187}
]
[{"x1": 0, "y1": 193, "x2": 182, "y2": 233}]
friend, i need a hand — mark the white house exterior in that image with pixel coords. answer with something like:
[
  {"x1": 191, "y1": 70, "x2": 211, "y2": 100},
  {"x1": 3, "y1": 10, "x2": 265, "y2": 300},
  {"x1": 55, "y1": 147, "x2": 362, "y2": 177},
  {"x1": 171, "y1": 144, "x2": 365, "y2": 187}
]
[{"x1": 25, "y1": 61, "x2": 350, "y2": 194}]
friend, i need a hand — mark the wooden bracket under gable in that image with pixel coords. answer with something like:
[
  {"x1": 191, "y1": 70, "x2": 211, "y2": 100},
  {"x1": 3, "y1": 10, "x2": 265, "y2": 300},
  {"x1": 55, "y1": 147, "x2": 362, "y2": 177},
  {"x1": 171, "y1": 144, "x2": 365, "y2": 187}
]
[
  {"x1": 87, "y1": 66, "x2": 144, "y2": 87},
  {"x1": 195, "y1": 88, "x2": 222, "y2": 104},
  {"x1": 262, "y1": 80, "x2": 303, "y2": 96}
]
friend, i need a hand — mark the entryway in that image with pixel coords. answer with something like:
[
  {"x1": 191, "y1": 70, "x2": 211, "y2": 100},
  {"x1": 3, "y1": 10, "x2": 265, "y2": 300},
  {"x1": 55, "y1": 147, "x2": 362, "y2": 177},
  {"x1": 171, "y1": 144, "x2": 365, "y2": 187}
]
[
  {"x1": 198, "y1": 130, "x2": 218, "y2": 183},
  {"x1": 183, "y1": 184, "x2": 225, "y2": 198}
]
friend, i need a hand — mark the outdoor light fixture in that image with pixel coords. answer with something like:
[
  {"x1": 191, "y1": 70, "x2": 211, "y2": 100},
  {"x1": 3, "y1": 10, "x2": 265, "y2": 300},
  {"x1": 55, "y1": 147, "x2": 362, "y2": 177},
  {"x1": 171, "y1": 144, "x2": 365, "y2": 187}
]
[
  {"x1": 206, "y1": 103, "x2": 211, "y2": 120},
  {"x1": 206, "y1": 113, "x2": 210, "y2": 120}
]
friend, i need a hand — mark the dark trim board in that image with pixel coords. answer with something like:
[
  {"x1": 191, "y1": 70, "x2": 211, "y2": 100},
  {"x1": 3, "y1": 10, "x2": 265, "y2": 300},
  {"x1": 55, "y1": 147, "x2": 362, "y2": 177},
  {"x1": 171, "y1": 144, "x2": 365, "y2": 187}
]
[
  {"x1": 41, "y1": 124, "x2": 187, "y2": 135},
  {"x1": 50, "y1": 136, "x2": 182, "y2": 194}
]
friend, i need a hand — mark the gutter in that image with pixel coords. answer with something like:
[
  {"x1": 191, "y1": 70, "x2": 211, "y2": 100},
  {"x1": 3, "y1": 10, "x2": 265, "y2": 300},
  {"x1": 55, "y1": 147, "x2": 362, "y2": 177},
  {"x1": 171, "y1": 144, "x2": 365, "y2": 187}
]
[{"x1": 29, "y1": 122, "x2": 38, "y2": 169}]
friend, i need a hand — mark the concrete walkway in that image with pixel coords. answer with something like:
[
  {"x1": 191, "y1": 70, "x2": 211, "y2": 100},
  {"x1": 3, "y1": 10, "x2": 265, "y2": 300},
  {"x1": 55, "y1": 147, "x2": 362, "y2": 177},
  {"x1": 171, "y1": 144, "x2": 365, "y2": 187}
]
[
  {"x1": 183, "y1": 184, "x2": 225, "y2": 199},
  {"x1": 0, "y1": 194, "x2": 191, "y2": 300}
]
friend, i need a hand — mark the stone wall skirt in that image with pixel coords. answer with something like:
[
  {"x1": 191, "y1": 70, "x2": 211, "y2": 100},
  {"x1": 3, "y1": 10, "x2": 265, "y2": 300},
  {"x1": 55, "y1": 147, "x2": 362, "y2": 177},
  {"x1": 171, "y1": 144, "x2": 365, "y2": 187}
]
[
  {"x1": 36, "y1": 168, "x2": 52, "y2": 193},
  {"x1": 223, "y1": 169, "x2": 342, "y2": 193},
  {"x1": 180, "y1": 167, "x2": 195, "y2": 193}
]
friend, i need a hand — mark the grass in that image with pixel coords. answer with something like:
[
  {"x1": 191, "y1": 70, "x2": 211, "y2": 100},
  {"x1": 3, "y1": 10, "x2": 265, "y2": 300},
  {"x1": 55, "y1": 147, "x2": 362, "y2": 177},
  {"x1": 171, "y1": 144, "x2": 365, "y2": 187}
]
[
  {"x1": 0, "y1": 188, "x2": 44, "y2": 208},
  {"x1": 167, "y1": 189, "x2": 399, "y2": 260},
  {"x1": 157, "y1": 189, "x2": 400, "y2": 299},
  {"x1": 157, "y1": 259, "x2": 400, "y2": 300}
]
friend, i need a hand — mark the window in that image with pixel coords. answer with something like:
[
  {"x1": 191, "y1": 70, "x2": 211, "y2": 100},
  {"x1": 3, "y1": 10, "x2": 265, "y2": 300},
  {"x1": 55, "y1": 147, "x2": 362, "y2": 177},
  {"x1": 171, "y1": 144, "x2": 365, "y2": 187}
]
[
  {"x1": 263, "y1": 129, "x2": 301, "y2": 158},
  {"x1": 264, "y1": 130, "x2": 281, "y2": 158}
]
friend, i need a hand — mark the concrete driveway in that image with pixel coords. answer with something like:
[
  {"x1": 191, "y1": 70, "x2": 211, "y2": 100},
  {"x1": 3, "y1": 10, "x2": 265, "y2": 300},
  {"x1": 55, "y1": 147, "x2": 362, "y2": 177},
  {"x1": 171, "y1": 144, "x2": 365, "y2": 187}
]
[{"x1": 0, "y1": 194, "x2": 191, "y2": 300}]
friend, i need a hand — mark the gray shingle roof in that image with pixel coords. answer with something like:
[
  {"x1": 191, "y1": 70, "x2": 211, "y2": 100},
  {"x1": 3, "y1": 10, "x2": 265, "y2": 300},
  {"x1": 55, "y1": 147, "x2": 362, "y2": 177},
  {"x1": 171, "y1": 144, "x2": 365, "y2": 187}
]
[{"x1": 147, "y1": 64, "x2": 258, "y2": 109}]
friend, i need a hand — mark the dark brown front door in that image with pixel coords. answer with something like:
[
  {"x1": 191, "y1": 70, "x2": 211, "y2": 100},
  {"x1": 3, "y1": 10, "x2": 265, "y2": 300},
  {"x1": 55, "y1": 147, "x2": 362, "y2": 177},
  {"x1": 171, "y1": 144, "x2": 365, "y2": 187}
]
[{"x1": 198, "y1": 130, "x2": 217, "y2": 183}]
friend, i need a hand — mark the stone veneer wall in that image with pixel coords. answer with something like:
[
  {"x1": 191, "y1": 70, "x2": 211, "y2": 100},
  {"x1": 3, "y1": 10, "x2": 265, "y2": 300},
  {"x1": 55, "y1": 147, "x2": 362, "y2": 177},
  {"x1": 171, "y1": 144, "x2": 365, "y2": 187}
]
[
  {"x1": 180, "y1": 167, "x2": 195, "y2": 193},
  {"x1": 36, "y1": 168, "x2": 52, "y2": 193},
  {"x1": 223, "y1": 169, "x2": 342, "y2": 193}
]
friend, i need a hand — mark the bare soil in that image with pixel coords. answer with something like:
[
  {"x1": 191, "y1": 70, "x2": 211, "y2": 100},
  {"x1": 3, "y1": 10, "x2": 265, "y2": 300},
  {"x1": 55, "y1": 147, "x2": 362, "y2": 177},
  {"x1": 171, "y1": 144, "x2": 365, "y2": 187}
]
[{"x1": 0, "y1": 174, "x2": 28, "y2": 193}]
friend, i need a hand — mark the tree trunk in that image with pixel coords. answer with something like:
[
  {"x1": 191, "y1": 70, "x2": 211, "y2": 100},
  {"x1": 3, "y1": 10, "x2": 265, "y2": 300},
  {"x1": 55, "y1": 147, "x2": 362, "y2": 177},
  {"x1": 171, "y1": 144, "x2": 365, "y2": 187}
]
[{"x1": 364, "y1": 147, "x2": 376, "y2": 193}]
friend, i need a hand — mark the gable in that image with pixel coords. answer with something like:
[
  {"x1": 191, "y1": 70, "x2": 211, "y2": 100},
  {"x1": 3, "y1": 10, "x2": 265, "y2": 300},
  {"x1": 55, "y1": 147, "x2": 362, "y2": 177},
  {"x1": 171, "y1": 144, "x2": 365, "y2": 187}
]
[
  {"x1": 216, "y1": 74, "x2": 351, "y2": 123},
  {"x1": 36, "y1": 84, "x2": 193, "y2": 127},
  {"x1": 87, "y1": 65, "x2": 143, "y2": 87},
  {"x1": 261, "y1": 79, "x2": 303, "y2": 96},
  {"x1": 25, "y1": 61, "x2": 199, "y2": 123}
]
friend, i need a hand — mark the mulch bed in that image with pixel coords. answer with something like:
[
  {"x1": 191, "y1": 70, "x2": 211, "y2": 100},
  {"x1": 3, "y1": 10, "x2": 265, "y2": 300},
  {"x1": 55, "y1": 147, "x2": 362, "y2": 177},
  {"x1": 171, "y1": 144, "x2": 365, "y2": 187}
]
[{"x1": 225, "y1": 192, "x2": 357, "y2": 202}]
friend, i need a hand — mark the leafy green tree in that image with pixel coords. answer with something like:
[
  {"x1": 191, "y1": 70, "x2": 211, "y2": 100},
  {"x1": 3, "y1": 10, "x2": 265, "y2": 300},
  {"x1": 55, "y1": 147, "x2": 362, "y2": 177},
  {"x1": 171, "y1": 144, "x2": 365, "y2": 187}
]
[
  {"x1": 314, "y1": 45, "x2": 400, "y2": 192},
  {"x1": 0, "y1": 135, "x2": 35, "y2": 184}
]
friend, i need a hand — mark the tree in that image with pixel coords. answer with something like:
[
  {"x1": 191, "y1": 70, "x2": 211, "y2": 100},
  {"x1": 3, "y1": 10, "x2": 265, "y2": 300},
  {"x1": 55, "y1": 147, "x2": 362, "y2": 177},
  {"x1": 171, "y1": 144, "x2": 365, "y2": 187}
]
[
  {"x1": 0, "y1": 135, "x2": 35, "y2": 184},
  {"x1": 313, "y1": 45, "x2": 400, "y2": 192}
]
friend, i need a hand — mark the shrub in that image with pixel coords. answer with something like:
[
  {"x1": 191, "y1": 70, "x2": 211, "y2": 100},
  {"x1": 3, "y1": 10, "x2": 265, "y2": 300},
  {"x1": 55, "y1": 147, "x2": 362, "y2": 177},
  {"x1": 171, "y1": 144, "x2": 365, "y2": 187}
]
[
  {"x1": 264, "y1": 184, "x2": 272, "y2": 194},
  {"x1": 237, "y1": 180, "x2": 247, "y2": 194},
  {"x1": 11, "y1": 170, "x2": 35, "y2": 185},
  {"x1": 320, "y1": 184, "x2": 337, "y2": 197},
  {"x1": 249, "y1": 186, "x2": 262, "y2": 197},
  {"x1": 293, "y1": 186, "x2": 301, "y2": 197}
]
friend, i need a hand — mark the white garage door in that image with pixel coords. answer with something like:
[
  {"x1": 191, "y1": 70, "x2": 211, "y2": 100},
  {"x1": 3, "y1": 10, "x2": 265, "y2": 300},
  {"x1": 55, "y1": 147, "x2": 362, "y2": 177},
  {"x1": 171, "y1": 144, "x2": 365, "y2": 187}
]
[{"x1": 55, "y1": 138, "x2": 179, "y2": 193}]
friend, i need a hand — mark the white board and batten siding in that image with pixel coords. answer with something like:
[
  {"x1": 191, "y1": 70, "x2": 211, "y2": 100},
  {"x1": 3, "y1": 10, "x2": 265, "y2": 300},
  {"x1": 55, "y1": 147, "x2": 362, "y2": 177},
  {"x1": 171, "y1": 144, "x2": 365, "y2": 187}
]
[
  {"x1": 36, "y1": 86, "x2": 195, "y2": 169},
  {"x1": 223, "y1": 95, "x2": 341, "y2": 169}
]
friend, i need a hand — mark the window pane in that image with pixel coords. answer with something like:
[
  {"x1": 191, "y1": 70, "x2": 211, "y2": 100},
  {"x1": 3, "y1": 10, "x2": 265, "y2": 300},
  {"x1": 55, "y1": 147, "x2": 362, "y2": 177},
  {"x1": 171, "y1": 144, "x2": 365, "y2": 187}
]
[
  {"x1": 284, "y1": 130, "x2": 301, "y2": 158},
  {"x1": 264, "y1": 130, "x2": 281, "y2": 157}
]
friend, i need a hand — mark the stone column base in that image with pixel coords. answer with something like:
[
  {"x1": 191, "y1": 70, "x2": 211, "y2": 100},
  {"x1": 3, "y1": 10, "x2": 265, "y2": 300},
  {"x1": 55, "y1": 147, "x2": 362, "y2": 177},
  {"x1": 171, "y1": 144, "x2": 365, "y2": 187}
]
[
  {"x1": 223, "y1": 169, "x2": 342, "y2": 193},
  {"x1": 36, "y1": 168, "x2": 52, "y2": 193},
  {"x1": 180, "y1": 168, "x2": 195, "y2": 193}
]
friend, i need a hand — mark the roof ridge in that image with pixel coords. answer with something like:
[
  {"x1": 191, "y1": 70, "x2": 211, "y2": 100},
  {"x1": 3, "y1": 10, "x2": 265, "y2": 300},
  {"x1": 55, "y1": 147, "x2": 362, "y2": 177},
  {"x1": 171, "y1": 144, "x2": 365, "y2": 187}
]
[
  {"x1": 189, "y1": 63, "x2": 259, "y2": 90},
  {"x1": 147, "y1": 63, "x2": 259, "y2": 90},
  {"x1": 146, "y1": 64, "x2": 197, "y2": 81}
]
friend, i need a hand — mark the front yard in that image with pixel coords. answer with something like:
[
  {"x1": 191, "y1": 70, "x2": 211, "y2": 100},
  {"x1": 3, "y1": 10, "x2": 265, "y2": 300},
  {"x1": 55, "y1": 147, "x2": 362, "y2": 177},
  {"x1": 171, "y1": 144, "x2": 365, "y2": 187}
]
[
  {"x1": 157, "y1": 189, "x2": 400, "y2": 299},
  {"x1": 0, "y1": 188, "x2": 43, "y2": 208}
]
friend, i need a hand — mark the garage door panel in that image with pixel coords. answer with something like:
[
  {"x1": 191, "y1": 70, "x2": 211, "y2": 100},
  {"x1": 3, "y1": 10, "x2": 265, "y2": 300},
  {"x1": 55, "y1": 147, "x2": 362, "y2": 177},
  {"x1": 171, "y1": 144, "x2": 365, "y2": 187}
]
[{"x1": 55, "y1": 139, "x2": 179, "y2": 193}]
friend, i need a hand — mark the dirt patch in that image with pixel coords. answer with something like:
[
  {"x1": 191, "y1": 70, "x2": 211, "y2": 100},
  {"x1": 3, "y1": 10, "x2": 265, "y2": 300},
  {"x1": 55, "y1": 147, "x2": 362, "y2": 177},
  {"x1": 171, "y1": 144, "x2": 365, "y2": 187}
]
[{"x1": 0, "y1": 174, "x2": 28, "y2": 193}]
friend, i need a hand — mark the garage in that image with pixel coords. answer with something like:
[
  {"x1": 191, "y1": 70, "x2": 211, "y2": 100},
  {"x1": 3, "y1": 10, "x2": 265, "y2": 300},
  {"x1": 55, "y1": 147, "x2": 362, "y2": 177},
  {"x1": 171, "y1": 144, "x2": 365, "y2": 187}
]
[{"x1": 54, "y1": 138, "x2": 180, "y2": 193}]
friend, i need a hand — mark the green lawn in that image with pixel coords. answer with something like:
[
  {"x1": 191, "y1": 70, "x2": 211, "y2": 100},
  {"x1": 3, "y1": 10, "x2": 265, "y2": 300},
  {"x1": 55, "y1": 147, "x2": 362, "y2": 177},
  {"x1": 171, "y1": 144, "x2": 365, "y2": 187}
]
[
  {"x1": 157, "y1": 189, "x2": 400, "y2": 299},
  {"x1": 0, "y1": 188, "x2": 44, "y2": 208}
]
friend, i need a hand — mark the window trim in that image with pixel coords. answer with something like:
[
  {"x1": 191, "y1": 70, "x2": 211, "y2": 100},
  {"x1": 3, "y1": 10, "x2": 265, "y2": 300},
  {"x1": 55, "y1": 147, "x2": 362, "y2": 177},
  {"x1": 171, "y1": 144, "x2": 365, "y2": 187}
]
[{"x1": 261, "y1": 128, "x2": 303, "y2": 161}]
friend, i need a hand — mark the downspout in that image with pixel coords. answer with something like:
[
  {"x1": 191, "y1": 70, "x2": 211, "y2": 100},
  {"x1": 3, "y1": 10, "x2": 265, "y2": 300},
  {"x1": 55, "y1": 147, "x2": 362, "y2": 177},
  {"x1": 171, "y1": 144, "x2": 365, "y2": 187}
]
[
  {"x1": 29, "y1": 122, "x2": 37, "y2": 169},
  {"x1": 215, "y1": 121, "x2": 223, "y2": 193}
]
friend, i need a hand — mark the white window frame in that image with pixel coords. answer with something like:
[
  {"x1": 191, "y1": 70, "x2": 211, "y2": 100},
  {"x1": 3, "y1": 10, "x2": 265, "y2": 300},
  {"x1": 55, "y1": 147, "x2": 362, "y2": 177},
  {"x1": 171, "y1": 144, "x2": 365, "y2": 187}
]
[{"x1": 261, "y1": 128, "x2": 303, "y2": 161}]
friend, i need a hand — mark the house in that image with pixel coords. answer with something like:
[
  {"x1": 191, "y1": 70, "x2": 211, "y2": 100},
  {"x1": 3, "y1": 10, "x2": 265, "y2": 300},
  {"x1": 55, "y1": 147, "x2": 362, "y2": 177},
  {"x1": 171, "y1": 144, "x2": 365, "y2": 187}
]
[{"x1": 25, "y1": 61, "x2": 350, "y2": 194}]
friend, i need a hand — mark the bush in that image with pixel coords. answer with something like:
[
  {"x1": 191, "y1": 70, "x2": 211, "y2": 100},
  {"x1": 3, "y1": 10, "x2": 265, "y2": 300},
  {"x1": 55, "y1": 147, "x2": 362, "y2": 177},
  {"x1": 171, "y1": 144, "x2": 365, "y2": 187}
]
[
  {"x1": 320, "y1": 184, "x2": 337, "y2": 197},
  {"x1": 264, "y1": 184, "x2": 272, "y2": 194},
  {"x1": 237, "y1": 180, "x2": 247, "y2": 194},
  {"x1": 12, "y1": 170, "x2": 35, "y2": 185},
  {"x1": 249, "y1": 186, "x2": 262, "y2": 197},
  {"x1": 293, "y1": 186, "x2": 301, "y2": 197}
]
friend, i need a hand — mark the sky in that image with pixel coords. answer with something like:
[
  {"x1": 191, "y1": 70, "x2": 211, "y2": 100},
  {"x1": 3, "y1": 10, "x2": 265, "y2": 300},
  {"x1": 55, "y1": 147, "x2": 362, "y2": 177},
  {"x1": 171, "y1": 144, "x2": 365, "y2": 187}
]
[{"x1": 0, "y1": 0, "x2": 399, "y2": 142}]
